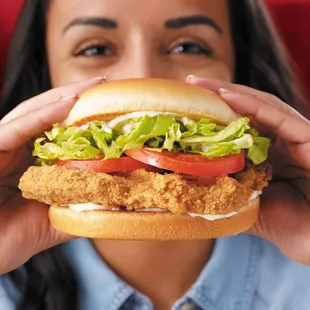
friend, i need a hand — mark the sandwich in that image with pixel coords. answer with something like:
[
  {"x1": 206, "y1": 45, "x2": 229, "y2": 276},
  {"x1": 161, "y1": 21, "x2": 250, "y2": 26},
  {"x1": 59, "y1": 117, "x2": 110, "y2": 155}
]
[{"x1": 18, "y1": 78, "x2": 271, "y2": 240}]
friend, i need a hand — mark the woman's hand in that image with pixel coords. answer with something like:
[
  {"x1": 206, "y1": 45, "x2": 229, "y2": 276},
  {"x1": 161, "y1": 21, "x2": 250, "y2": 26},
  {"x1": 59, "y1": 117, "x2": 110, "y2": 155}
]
[
  {"x1": 0, "y1": 77, "x2": 105, "y2": 274},
  {"x1": 187, "y1": 75, "x2": 310, "y2": 265}
]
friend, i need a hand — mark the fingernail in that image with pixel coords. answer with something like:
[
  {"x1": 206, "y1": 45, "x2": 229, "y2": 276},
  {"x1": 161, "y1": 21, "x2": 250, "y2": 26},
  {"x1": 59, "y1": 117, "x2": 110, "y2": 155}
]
[
  {"x1": 60, "y1": 94, "x2": 77, "y2": 101},
  {"x1": 92, "y1": 76, "x2": 106, "y2": 82},
  {"x1": 219, "y1": 88, "x2": 238, "y2": 95},
  {"x1": 186, "y1": 75, "x2": 195, "y2": 82}
]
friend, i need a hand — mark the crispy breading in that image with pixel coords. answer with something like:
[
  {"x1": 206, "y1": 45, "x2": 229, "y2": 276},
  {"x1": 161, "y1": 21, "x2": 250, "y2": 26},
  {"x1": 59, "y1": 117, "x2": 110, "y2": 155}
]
[
  {"x1": 232, "y1": 162, "x2": 272, "y2": 191},
  {"x1": 18, "y1": 164, "x2": 270, "y2": 215}
]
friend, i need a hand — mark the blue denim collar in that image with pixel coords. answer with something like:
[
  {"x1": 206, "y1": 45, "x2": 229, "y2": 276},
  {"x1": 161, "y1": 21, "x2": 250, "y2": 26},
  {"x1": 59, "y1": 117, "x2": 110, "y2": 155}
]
[
  {"x1": 62, "y1": 234, "x2": 261, "y2": 310},
  {"x1": 62, "y1": 238, "x2": 134, "y2": 310},
  {"x1": 181, "y1": 234, "x2": 262, "y2": 310}
]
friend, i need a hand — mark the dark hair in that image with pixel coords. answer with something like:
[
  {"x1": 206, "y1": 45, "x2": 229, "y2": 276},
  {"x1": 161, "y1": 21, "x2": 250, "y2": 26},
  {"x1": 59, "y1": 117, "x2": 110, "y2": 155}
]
[
  {"x1": 1, "y1": 0, "x2": 308, "y2": 309},
  {"x1": 1, "y1": 0, "x2": 50, "y2": 117}
]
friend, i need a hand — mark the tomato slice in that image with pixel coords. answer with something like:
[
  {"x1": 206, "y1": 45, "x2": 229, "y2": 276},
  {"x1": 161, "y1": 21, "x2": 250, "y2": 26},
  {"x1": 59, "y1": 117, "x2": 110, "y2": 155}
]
[
  {"x1": 54, "y1": 157, "x2": 160, "y2": 173},
  {"x1": 125, "y1": 148, "x2": 245, "y2": 176}
]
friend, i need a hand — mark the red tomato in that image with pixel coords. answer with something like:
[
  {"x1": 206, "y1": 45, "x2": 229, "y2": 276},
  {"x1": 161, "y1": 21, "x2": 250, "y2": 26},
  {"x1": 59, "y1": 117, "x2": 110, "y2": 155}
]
[
  {"x1": 54, "y1": 157, "x2": 160, "y2": 173},
  {"x1": 125, "y1": 148, "x2": 245, "y2": 176}
]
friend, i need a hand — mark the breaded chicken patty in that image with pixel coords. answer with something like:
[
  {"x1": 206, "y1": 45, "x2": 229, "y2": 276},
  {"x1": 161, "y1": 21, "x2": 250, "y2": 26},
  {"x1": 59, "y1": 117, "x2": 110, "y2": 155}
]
[{"x1": 18, "y1": 164, "x2": 270, "y2": 215}]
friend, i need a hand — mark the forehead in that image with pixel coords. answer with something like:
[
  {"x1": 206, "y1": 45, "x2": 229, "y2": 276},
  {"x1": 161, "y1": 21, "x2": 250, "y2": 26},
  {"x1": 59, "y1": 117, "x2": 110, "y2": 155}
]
[{"x1": 47, "y1": 0, "x2": 230, "y2": 30}]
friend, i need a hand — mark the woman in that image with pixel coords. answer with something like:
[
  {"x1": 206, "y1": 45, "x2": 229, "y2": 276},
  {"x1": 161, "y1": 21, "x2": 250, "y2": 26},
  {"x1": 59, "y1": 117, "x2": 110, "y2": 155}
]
[{"x1": 1, "y1": 0, "x2": 310, "y2": 309}]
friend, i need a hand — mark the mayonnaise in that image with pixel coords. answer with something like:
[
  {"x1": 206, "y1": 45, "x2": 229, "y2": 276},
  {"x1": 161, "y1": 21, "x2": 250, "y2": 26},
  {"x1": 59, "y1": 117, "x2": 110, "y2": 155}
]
[
  {"x1": 187, "y1": 190, "x2": 261, "y2": 221},
  {"x1": 249, "y1": 190, "x2": 262, "y2": 201},
  {"x1": 78, "y1": 123, "x2": 112, "y2": 133},
  {"x1": 68, "y1": 204, "x2": 167, "y2": 213},
  {"x1": 122, "y1": 123, "x2": 132, "y2": 135},
  {"x1": 134, "y1": 208, "x2": 167, "y2": 212},
  {"x1": 186, "y1": 211, "x2": 238, "y2": 221},
  {"x1": 68, "y1": 203, "x2": 238, "y2": 220},
  {"x1": 108, "y1": 111, "x2": 180, "y2": 128},
  {"x1": 68, "y1": 190, "x2": 262, "y2": 220},
  {"x1": 68, "y1": 203, "x2": 118, "y2": 212}
]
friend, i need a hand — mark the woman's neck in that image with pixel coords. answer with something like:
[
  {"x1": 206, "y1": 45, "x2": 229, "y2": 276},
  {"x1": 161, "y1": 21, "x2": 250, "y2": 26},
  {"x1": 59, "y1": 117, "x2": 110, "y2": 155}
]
[{"x1": 92, "y1": 239, "x2": 214, "y2": 310}]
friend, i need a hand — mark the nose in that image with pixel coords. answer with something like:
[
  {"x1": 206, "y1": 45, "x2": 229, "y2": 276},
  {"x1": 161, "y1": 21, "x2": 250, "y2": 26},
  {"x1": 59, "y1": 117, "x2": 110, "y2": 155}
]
[
  {"x1": 116, "y1": 48, "x2": 161, "y2": 80},
  {"x1": 119, "y1": 56, "x2": 156, "y2": 80},
  {"x1": 109, "y1": 31, "x2": 168, "y2": 80}
]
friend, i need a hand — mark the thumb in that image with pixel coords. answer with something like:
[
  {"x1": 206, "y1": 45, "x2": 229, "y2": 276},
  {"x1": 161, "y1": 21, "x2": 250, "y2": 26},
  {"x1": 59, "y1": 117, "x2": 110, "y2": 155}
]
[
  {"x1": 39, "y1": 218, "x2": 76, "y2": 253},
  {"x1": 32, "y1": 204, "x2": 77, "y2": 254}
]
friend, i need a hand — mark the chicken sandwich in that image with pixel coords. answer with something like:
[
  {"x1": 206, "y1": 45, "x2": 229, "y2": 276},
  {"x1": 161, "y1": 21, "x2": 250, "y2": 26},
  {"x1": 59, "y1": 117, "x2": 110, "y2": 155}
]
[{"x1": 19, "y1": 78, "x2": 271, "y2": 240}]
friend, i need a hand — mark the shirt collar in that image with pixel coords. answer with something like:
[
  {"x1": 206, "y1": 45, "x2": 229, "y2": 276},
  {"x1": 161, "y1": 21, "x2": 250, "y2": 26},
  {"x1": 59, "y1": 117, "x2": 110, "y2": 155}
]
[
  {"x1": 62, "y1": 234, "x2": 262, "y2": 310},
  {"x1": 181, "y1": 234, "x2": 262, "y2": 310},
  {"x1": 61, "y1": 238, "x2": 134, "y2": 310}
]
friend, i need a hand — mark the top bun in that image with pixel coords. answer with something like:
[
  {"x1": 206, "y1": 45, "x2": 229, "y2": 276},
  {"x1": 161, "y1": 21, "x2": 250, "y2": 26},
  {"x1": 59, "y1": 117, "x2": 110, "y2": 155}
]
[{"x1": 62, "y1": 78, "x2": 239, "y2": 127}]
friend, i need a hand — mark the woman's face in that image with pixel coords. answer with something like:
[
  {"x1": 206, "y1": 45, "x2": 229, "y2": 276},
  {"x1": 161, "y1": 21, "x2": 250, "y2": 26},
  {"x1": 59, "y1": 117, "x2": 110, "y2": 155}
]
[{"x1": 47, "y1": 0, "x2": 234, "y2": 86}]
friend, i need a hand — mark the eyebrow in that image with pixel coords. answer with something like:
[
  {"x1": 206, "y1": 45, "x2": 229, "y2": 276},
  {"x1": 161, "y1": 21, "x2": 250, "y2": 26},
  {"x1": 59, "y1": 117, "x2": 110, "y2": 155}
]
[
  {"x1": 63, "y1": 17, "x2": 117, "y2": 33},
  {"x1": 164, "y1": 15, "x2": 222, "y2": 34}
]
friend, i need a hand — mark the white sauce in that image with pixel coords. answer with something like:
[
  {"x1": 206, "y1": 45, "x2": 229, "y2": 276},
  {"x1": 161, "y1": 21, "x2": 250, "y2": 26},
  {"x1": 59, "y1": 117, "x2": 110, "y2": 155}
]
[
  {"x1": 201, "y1": 144, "x2": 212, "y2": 152},
  {"x1": 187, "y1": 190, "x2": 261, "y2": 221},
  {"x1": 68, "y1": 204, "x2": 167, "y2": 213},
  {"x1": 181, "y1": 117, "x2": 190, "y2": 125},
  {"x1": 68, "y1": 203, "x2": 238, "y2": 221},
  {"x1": 68, "y1": 203, "x2": 118, "y2": 212},
  {"x1": 122, "y1": 123, "x2": 132, "y2": 135},
  {"x1": 134, "y1": 208, "x2": 167, "y2": 212},
  {"x1": 68, "y1": 190, "x2": 262, "y2": 220},
  {"x1": 68, "y1": 191, "x2": 262, "y2": 220},
  {"x1": 102, "y1": 125, "x2": 112, "y2": 133},
  {"x1": 249, "y1": 190, "x2": 262, "y2": 201},
  {"x1": 77, "y1": 112, "x2": 179, "y2": 131},
  {"x1": 77, "y1": 123, "x2": 112, "y2": 133},
  {"x1": 79, "y1": 124, "x2": 90, "y2": 130},
  {"x1": 187, "y1": 211, "x2": 238, "y2": 221},
  {"x1": 108, "y1": 111, "x2": 180, "y2": 128}
]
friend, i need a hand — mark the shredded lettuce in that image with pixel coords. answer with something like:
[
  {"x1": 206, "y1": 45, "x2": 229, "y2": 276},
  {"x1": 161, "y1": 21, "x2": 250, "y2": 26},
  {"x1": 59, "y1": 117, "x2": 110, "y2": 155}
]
[{"x1": 33, "y1": 114, "x2": 270, "y2": 165}]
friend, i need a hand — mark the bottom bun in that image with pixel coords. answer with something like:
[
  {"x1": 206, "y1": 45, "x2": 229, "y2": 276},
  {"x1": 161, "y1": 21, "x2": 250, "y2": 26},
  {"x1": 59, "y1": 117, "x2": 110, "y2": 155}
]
[{"x1": 49, "y1": 198, "x2": 259, "y2": 240}]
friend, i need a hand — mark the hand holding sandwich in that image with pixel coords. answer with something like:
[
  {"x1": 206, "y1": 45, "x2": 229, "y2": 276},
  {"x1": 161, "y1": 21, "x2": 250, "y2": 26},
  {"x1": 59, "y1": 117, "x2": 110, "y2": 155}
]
[
  {"x1": 188, "y1": 76, "x2": 310, "y2": 264},
  {"x1": 1, "y1": 75, "x2": 310, "y2": 276},
  {"x1": 0, "y1": 77, "x2": 104, "y2": 274}
]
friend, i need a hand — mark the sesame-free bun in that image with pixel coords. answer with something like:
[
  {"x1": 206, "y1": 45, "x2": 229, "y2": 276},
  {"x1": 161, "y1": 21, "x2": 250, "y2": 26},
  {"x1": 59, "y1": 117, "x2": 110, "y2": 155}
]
[
  {"x1": 49, "y1": 197, "x2": 259, "y2": 240},
  {"x1": 62, "y1": 78, "x2": 239, "y2": 127},
  {"x1": 48, "y1": 78, "x2": 257, "y2": 240}
]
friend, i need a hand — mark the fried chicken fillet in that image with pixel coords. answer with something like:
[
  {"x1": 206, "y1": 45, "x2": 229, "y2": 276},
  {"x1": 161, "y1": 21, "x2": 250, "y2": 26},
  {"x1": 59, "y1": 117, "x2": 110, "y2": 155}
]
[{"x1": 19, "y1": 163, "x2": 270, "y2": 215}]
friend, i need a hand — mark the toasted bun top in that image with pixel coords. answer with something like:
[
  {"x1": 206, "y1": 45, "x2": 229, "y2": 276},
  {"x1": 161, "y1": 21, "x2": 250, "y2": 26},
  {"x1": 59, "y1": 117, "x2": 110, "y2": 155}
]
[{"x1": 62, "y1": 78, "x2": 239, "y2": 127}]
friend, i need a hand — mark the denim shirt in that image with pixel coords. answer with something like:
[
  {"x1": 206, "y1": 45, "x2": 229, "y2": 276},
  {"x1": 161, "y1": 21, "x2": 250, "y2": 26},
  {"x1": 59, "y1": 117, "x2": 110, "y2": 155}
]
[{"x1": 1, "y1": 234, "x2": 310, "y2": 310}]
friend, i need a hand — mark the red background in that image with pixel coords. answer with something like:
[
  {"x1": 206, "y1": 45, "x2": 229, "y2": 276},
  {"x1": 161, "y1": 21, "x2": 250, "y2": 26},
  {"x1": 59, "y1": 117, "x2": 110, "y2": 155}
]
[
  {"x1": 0, "y1": 0, "x2": 24, "y2": 84},
  {"x1": 268, "y1": 0, "x2": 310, "y2": 98}
]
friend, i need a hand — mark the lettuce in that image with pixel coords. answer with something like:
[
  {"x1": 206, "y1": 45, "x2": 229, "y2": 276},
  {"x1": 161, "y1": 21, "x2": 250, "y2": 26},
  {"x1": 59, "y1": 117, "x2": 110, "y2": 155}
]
[
  {"x1": 33, "y1": 125, "x2": 106, "y2": 160},
  {"x1": 163, "y1": 123, "x2": 182, "y2": 151},
  {"x1": 34, "y1": 114, "x2": 270, "y2": 165},
  {"x1": 180, "y1": 117, "x2": 250, "y2": 144},
  {"x1": 248, "y1": 136, "x2": 271, "y2": 165}
]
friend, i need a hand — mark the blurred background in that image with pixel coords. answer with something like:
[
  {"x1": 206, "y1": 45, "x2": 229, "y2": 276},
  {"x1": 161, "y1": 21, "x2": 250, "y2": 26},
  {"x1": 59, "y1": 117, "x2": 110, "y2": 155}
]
[{"x1": 1, "y1": 0, "x2": 309, "y2": 99}]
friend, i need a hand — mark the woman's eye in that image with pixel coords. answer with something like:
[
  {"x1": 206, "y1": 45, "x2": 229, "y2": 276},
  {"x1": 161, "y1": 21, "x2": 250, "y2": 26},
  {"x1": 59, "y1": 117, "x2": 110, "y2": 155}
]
[
  {"x1": 74, "y1": 44, "x2": 114, "y2": 57},
  {"x1": 169, "y1": 42, "x2": 213, "y2": 56}
]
